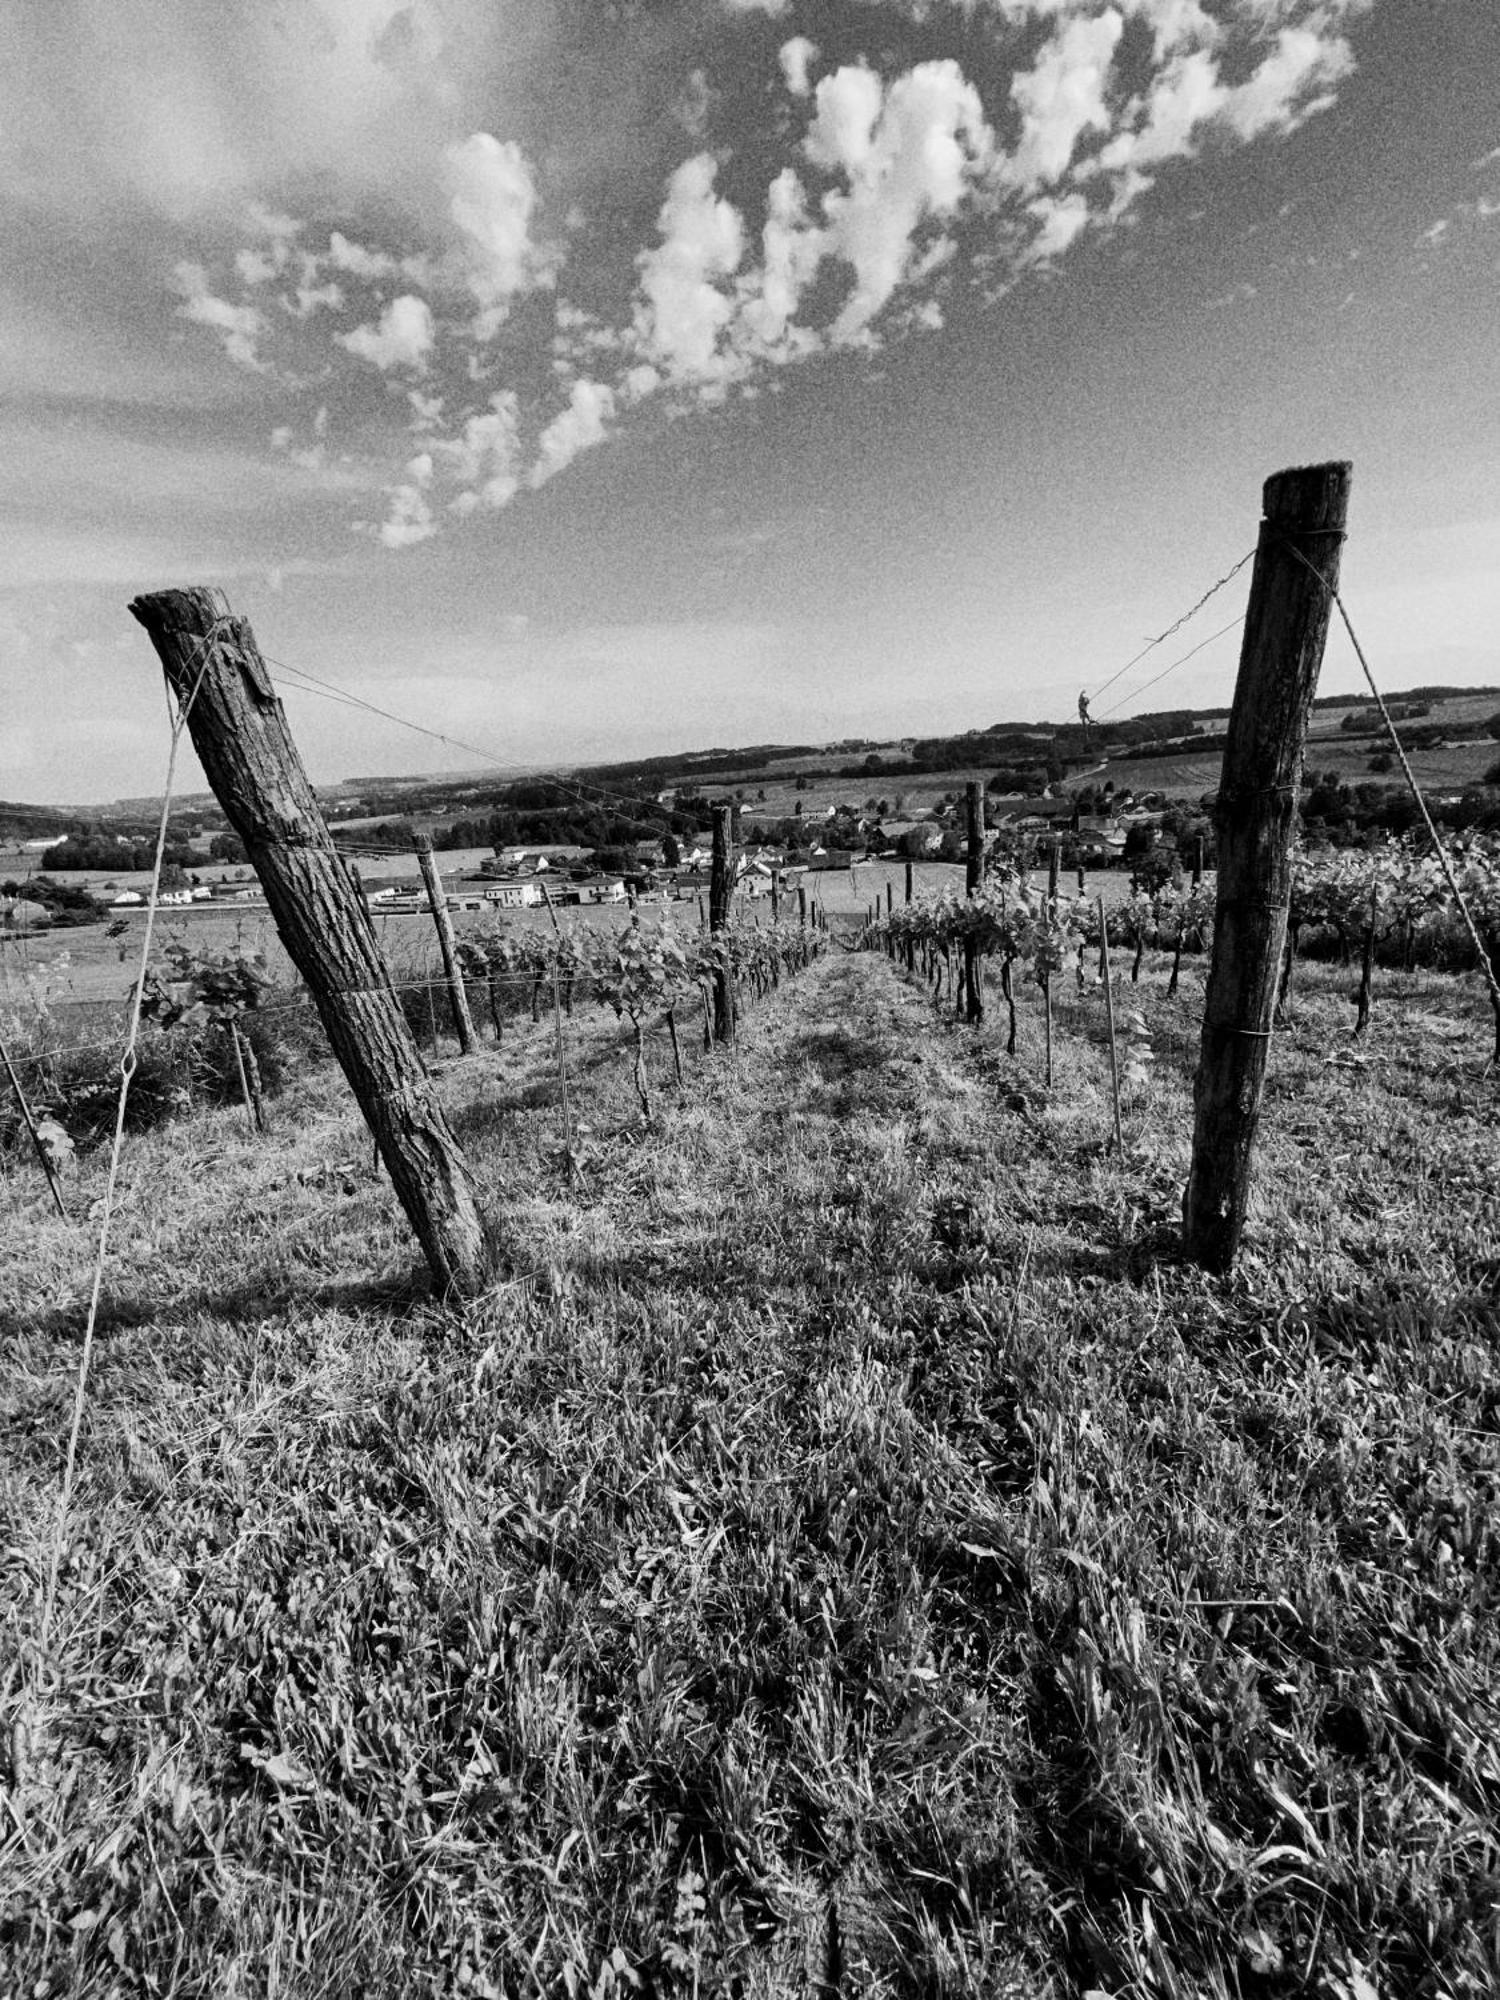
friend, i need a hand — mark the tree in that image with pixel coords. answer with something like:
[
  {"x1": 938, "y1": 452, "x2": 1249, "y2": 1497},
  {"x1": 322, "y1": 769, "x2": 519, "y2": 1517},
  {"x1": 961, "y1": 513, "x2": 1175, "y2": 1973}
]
[
  {"x1": 661, "y1": 832, "x2": 681, "y2": 868},
  {"x1": 1486, "y1": 712, "x2": 1500, "y2": 743}
]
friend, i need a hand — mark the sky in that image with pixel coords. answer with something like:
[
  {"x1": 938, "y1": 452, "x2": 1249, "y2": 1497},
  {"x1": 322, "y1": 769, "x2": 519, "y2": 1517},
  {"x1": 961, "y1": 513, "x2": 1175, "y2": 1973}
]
[{"x1": 2, "y1": 0, "x2": 1497, "y2": 806}]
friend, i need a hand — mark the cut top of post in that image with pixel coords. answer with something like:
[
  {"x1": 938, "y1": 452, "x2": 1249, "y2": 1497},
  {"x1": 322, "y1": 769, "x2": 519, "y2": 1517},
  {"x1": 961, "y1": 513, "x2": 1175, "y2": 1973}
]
[{"x1": 1263, "y1": 461, "x2": 1352, "y2": 533}]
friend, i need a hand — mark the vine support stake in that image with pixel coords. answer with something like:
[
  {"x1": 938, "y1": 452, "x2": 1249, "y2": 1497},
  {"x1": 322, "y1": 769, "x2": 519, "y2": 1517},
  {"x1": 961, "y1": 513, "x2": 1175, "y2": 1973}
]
[
  {"x1": 964, "y1": 779, "x2": 984, "y2": 1025},
  {"x1": 1098, "y1": 895, "x2": 1124, "y2": 1155},
  {"x1": 710, "y1": 804, "x2": 736, "y2": 1044},
  {"x1": 1183, "y1": 460, "x2": 1352, "y2": 1274},
  {"x1": 128, "y1": 587, "x2": 490, "y2": 1298},
  {"x1": 1, "y1": 1027, "x2": 69, "y2": 1219},
  {"x1": 416, "y1": 836, "x2": 477, "y2": 1055}
]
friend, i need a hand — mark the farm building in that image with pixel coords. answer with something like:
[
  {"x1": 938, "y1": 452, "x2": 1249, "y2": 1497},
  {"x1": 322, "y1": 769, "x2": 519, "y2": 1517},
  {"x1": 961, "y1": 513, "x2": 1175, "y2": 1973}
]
[{"x1": 483, "y1": 882, "x2": 544, "y2": 909}]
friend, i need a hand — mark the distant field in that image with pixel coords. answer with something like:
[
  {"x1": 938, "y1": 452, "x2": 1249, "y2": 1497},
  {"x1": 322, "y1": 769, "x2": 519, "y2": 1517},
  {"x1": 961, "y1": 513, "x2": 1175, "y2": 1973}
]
[{"x1": 1104, "y1": 735, "x2": 1498, "y2": 799}]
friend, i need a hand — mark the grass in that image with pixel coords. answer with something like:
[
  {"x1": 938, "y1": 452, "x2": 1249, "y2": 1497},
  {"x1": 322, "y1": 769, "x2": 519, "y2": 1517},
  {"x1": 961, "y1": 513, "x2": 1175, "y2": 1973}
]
[{"x1": 2, "y1": 942, "x2": 1499, "y2": 1996}]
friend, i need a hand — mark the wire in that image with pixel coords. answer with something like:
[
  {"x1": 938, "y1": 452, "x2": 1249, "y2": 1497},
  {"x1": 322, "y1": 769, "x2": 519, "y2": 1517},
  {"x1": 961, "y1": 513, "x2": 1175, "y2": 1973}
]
[
  {"x1": 1086, "y1": 549, "x2": 1255, "y2": 710},
  {"x1": 1276, "y1": 539, "x2": 1500, "y2": 1025},
  {"x1": 266, "y1": 653, "x2": 677, "y2": 827},
  {"x1": 38, "y1": 616, "x2": 230, "y2": 1655},
  {"x1": 1096, "y1": 620, "x2": 1248, "y2": 732}
]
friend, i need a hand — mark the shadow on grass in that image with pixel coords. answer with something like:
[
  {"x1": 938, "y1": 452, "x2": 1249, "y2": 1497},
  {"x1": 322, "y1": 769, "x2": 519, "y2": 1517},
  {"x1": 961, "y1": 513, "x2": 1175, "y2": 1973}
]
[{"x1": 0, "y1": 1265, "x2": 427, "y2": 1350}]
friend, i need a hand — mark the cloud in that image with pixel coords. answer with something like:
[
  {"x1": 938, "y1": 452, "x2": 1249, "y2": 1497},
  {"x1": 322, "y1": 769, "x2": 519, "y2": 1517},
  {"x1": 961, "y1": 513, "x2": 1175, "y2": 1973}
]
[
  {"x1": 436, "y1": 392, "x2": 522, "y2": 511},
  {"x1": 338, "y1": 294, "x2": 436, "y2": 372},
  {"x1": 443, "y1": 132, "x2": 544, "y2": 333},
  {"x1": 813, "y1": 61, "x2": 993, "y2": 344},
  {"x1": 779, "y1": 35, "x2": 819, "y2": 97},
  {"x1": 735, "y1": 168, "x2": 825, "y2": 354},
  {"x1": 1219, "y1": 24, "x2": 1354, "y2": 141},
  {"x1": 172, "y1": 261, "x2": 268, "y2": 371},
  {"x1": 1023, "y1": 190, "x2": 1092, "y2": 262},
  {"x1": 633, "y1": 155, "x2": 747, "y2": 386},
  {"x1": 151, "y1": 0, "x2": 1369, "y2": 551},
  {"x1": 529, "y1": 378, "x2": 616, "y2": 488},
  {"x1": 327, "y1": 231, "x2": 399, "y2": 279},
  {"x1": 1004, "y1": 8, "x2": 1124, "y2": 192}
]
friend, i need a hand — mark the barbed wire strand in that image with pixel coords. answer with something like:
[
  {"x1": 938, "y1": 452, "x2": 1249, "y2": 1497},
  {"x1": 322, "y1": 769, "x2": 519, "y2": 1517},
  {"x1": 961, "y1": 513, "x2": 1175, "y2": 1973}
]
[
  {"x1": 37, "y1": 618, "x2": 231, "y2": 1657},
  {"x1": 1085, "y1": 549, "x2": 1256, "y2": 710},
  {"x1": 1278, "y1": 541, "x2": 1500, "y2": 1022}
]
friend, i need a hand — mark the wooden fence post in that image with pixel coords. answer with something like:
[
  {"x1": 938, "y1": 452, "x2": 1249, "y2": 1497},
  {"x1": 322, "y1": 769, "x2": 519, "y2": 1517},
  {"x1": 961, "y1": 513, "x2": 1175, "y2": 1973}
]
[
  {"x1": 964, "y1": 779, "x2": 984, "y2": 1024},
  {"x1": 1, "y1": 1028, "x2": 69, "y2": 1219},
  {"x1": 416, "y1": 836, "x2": 477, "y2": 1056},
  {"x1": 798, "y1": 885, "x2": 808, "y2": 927},
  {"x1": 1183, "y1": 461, "x2": 1352, "y2": 1274},
  {"x1": 128, "y1": 588, "x2": 490, "y2": 1297},
  {"x1": 710, "y1": 804, "x2": 736, "y2": 1044},
  {"x1": 905, "y1": 860, "x2": 914, "y2": 905}
]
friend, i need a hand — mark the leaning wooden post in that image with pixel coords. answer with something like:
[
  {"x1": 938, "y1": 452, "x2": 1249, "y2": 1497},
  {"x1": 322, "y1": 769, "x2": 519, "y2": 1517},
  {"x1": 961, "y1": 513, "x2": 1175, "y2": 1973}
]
[
  {"x1": 0, "y1": 1028, "x2": 69, "y2": 1219},
  {"x1": 416, "y1": 836, "x2": 477, "y2": 1055},
  {"x1": 1183, "y1": 461, "x2": 1352, "y2": 1274},
  {"x1": 963, "y1": 780, "x2": 984, "y2": 1024},
  {"x1": 797, "y1": 885, "x2": 808, "y2": 927},
  {"x1": 128, "y1": 588, "x2": 489, "y2": 1297},
  {"x1": 709, "y1": 804, "x2": 736, "y2": 1044}
]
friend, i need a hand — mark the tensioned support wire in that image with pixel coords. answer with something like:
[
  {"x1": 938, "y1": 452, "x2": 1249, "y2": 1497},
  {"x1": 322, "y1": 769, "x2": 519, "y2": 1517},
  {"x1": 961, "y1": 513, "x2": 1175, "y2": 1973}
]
[
  {"x1": 37, "y1": 612, "x2": 234, "y2": 1657},
  {"x1": 1276, "y1": 536, "x2": 1500, "y2": 1025},
  {"x1": 1084, "y1": 547, "x2": 1256, "y2": 715}
]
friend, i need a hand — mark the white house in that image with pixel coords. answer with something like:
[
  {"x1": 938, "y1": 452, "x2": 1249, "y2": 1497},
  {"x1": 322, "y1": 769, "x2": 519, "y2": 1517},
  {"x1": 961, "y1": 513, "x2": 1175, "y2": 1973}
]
[
  {"x1": 110, "y1": 889, "x2": 144, "y2": 906},
  {"x1": 484, "y1": 882, "x2": 543, "y2": 909}
]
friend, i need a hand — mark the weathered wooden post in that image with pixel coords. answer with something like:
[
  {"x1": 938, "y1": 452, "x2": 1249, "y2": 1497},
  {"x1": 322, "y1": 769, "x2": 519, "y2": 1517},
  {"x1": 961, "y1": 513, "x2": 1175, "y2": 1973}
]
[
  {"x1": 963, "y1": 780, "x2": 984, "y2": 1024},
  {"x1": 771, "y1": 875, "x2": 780, "y2": 923},
  {"x1": 1, "y1": 1029, "x2": 69, "y2": 1219},
  {"x1": 415, "y1": 836, "x2": 477, "y2": 1055},
  {"x1": 128, "y1": 588, "x2": 489, "y2": 1296},
  {"x1": 797, "y1": 885, "x2": 808, "y2": 927},
  {"x1": 1099, "y1": 895, "x2": 1124, "y2": 1155},
  {"x1": 905, "y1": 860, "x2": 914, "y2": 904},
  {"x1": 1048, "y1": 838, "x2": 1061, "y2": 903},
  {"x1": 1183, "y1": 461, "x2": 1352, "y2": 1273},
  {"x1": 709, "y1": 804, "x2": 736, "y2": 1044}
]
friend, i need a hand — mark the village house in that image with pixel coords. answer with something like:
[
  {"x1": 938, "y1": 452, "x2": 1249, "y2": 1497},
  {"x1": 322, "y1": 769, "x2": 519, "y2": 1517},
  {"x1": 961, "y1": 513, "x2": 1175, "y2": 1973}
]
[{"x1": 483, "y1": 882, "x2": 543, "y2": 909}]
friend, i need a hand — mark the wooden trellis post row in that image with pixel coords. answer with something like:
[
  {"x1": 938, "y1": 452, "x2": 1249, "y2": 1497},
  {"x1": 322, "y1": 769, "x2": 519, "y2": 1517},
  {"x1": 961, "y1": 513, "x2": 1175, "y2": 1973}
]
[
  {"x1": 128, "y1": 588, "x2": 490, "y2": 1298},
  {"x1": 1182, "y1": 461, "x2": 1352, "y2": 1275},
  {"x1": 709, "y1": 803, "x2": 736, "y2": 1044}
]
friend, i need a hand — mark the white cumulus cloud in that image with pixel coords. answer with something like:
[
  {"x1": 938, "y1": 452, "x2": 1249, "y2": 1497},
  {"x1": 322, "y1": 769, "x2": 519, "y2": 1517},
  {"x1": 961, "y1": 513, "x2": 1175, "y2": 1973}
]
[
  {"x1": 338, "y1": 294, "x2": 436, "y2": 372},
  {"x1": 172, "y1": 261, "x2": 268, "y2": 371},
  {"x1": 443, "y1": 132, "x2": 544, "y2": 334},
  {"x1": 530, "y1": 379, "x2": 617, "y2": 488},
  {"x1": 814, "y1": 61, "x2": 994, "y2": 344},
  {"x1": 1005, "y1": 8, "x2": 1125, "y2": 191},
  {"x1": 634, "y1": 155, "x2": 747, "y2": 385},
  {"x1": 779, "y1": 36, "x2": 819, "y2": 97}
]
